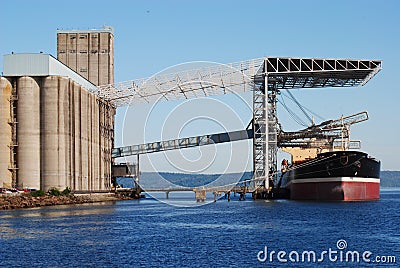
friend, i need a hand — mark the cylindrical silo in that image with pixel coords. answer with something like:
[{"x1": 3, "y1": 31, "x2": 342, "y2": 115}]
[
  {"x1": 0, "y1": 77, "x2": 12, "y2": 188},
  {"x1": 40, "y1": 76, "x2": 59, "y2": 191},
  {"x1": 104, "y1": 103, "x2": 115, "y2": 190},
  {"x1": 108, "y1": 105, "x2": 116, "y2": 188},
  {"x1": 58, "y1": 77, "x2": 70, "y2": 190},
  {"x1": 88, "y1": 93, "x2": 94, "y2": 191},
  {"x1": 68, "y1": 79, "x2": 75, "y2": 190},
  {"x1": 73, "y1": 83, "x2": 82, "y2": 190},
  {"x1": 87, "y1": 91, "x2": 92, "y2": 191},
  {"x1": 80, "y1": 88, "x2": 89, "y2": 190},
  {"x1": 101, "y1": 101, "x2": 108, "y2": 189},
  {"x1": 17, "y1": 76, "x2": 40, "y2": 190},
  {"x1": 93, "y1": 96, "x2": 100, "y2": 190},
  {"x1": 99, "y1": 100, "x2": 105, "y2": 190}
]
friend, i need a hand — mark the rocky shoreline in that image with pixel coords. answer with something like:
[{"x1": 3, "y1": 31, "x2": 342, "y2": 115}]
[{"x1": 0, "y1": 192, "x2": 135, "y2": 210}]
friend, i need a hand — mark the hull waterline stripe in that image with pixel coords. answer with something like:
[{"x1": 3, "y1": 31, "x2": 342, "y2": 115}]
[{"x1": 290, "y1": 177, "x2": 380, "y2": 184}]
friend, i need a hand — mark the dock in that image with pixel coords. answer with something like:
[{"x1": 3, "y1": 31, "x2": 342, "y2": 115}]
[{"x1": 116, "y1": 185, "x2": 266, "y2": 202}]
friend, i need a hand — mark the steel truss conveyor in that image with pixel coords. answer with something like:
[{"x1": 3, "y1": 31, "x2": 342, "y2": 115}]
[{"x1": 112, "y1": 129, "x2": 254, "y2": 158}]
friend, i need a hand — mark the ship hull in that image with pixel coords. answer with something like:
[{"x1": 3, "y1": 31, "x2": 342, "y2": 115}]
[
  {"x1": 279, "y1": 151, "x2": 380, "y2": 201},
  {"x1": 289, "y1": 177, "x2": 380, "y2": 201}
]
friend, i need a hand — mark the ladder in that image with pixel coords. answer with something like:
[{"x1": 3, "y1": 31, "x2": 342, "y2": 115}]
[{"x1": 7, "y1": 79, "x2": 18, "y2": 188}]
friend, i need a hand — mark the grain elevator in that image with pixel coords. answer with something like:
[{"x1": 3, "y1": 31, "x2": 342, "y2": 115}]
[{"x1": 0, "y1": 51, "x2": 115, "y2": 191}]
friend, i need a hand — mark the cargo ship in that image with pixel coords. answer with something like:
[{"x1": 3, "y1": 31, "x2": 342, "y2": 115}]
[{"x1": 276, "y1": 150, "x2": 380, "y2": 201}]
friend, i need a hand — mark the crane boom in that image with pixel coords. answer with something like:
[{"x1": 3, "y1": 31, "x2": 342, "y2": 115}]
[
  {"x1": 278, "y1": 111, "x2": 368, "y2": 150},
  {"x1": 314, "y1": 111, "x2": 368, "y2": 130},
  {"x1": 279, "y1": 128, "x2": 343, "y2": 142}
]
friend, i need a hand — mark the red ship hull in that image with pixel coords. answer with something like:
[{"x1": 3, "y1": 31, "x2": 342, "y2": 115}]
[{"x1": 289, "y1": 177, "x2": 380, "y2": 201}]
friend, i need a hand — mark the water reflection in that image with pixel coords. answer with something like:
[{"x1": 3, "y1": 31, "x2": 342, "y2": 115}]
[
  {"x1": 0, "y1": 202, "x2": 116, "y2": 219},
  {"x1": 0, "y1": 202, "x2": 118, "y2": 241}
]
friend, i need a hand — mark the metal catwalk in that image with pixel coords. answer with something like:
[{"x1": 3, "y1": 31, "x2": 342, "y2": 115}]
[{"x1": 112, "y1": 129, "x2": 254, "y2": 158}]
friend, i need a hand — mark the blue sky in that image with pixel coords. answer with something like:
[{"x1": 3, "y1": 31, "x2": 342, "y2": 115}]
[{"x1": 1, "y1": 0, "x2": 399, "y2": 172}]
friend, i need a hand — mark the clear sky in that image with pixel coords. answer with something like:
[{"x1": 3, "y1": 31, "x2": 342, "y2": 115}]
[{"x1": 1, "y1": 0, "x2": 399, "y2": 172}]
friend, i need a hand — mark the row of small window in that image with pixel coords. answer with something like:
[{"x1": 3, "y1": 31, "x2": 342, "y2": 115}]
[
  {"x1": 69, "y1": 35, "x2": 98, "y2": 39},
  {"x1": 59, "y1": 49, "x2": 108, "y2": 54}
]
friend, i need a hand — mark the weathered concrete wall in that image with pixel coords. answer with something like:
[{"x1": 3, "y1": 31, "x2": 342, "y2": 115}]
[{"x1": 57, "y1": 31, "x2": 114, "y2": 86}]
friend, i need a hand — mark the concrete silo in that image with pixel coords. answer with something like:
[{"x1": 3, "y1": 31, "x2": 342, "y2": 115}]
[
  {"x1": 40, "y1": 76, "x2": 59, "y2": 190},
  {"x1": 0, "y1": 77, "x2": 12, "y2": 188},
  {"x1": 73, "y1": 83, "x2": 82, "y2": 190},
  {"x1": 17, "y1": 76, "x2": 41, "y2": 190},
  {"x1": 58, "y1": 77, "x2": 71, "y2": 190},
  {"x1": 92, "y1": 95, "x2": 100, "y2": 190},
  {"x1": 80, "y1": 89, "x2": 89, "y2": 190},
  {"x1": 99, "y1": 100, "x2": 114, "y2": 189},
  {"x1": 3, "y1": 53, "x2": 115, "y2": 192}
]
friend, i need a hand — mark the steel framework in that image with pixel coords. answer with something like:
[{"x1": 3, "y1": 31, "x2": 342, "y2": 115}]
[
  {"x1": 96, "y1": 56, "x2": 382, "y2": 193},
  {"x1": 95, "y1": 57, "x2": 381, "y2": 107},
  {"x1": 112, "y1": 129, "x2": 253, "y2": 158},
  {"x1": 96, "y1": 58, "x2": 264, "y2": 106}
]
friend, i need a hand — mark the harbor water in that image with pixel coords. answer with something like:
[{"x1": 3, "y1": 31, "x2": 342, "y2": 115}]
[{"x1": 1, "y1": 189, "x2": 399, "y2": 267}]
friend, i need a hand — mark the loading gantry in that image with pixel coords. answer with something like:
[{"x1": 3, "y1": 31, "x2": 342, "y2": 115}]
[{"x1": 95, "y1": 57, "x2": 382, "y2": 195}]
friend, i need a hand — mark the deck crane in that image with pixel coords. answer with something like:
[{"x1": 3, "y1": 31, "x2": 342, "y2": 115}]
[{"x1": 278, "y1": 111, "x2": 368, "y2": 151}]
